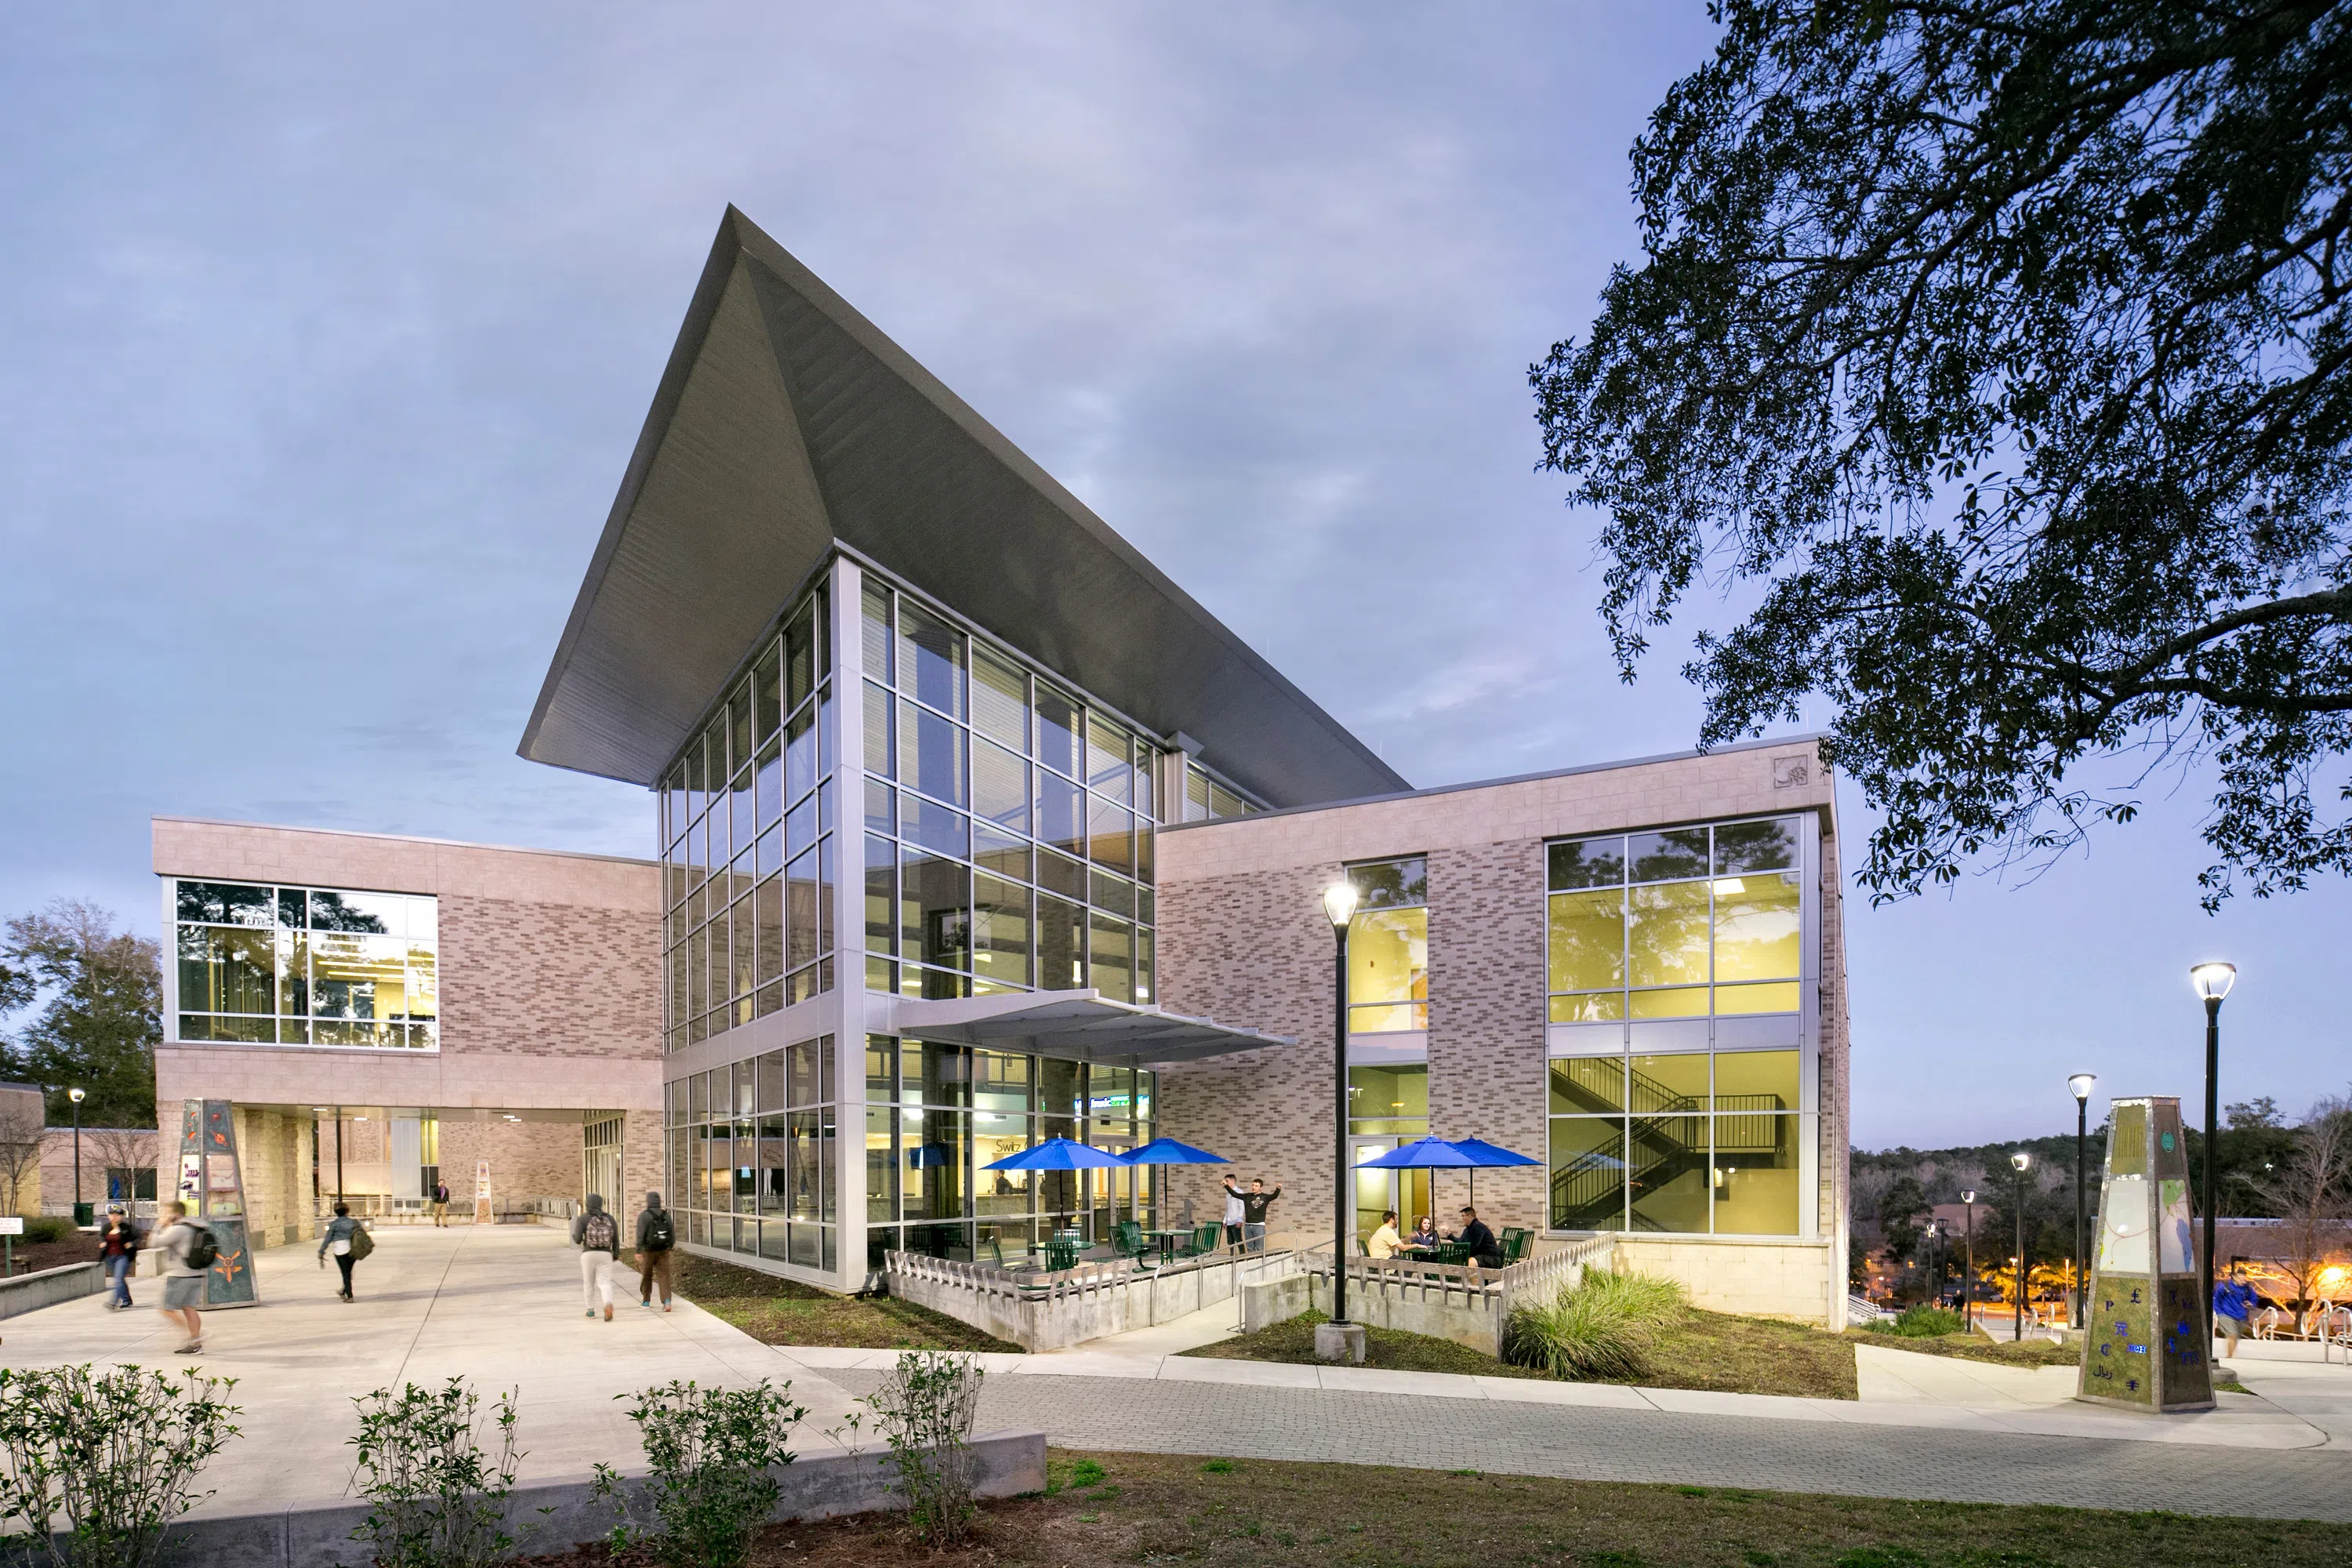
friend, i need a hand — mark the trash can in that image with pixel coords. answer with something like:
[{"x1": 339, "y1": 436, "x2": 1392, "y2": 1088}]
[{"x1": 73, "y1": 1203, "x2": 94, "y2": 1228}]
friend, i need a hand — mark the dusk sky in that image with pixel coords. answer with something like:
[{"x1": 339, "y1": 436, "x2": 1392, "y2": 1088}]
[{"x1": 3, "y1": 5, "x2": 2343, "y2": 1148}]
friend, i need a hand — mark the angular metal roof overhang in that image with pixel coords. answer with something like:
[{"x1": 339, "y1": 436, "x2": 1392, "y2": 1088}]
[
  {"x1": 875, "y1": 990, "x2": 1290, "y2": 1066},
  {"x1": 518, "y1": 205, "x2": 1409, "y2": 809}
]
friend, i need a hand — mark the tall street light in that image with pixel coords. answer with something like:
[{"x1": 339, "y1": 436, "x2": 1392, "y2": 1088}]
[
  {"x1": 2190, "y1": 961, "x2": 2235, "y2": 1348},
  {"x1": 2068, "y1": 1073, "x2": 2097, "y2": 1330},
  {"x1": 2009, "y1": 1152, "x2": 2032, "y2": 1341},
  {"x1": 1960, "y1": 1189, "x2": 1977, "y2": 1332},
  {"x1": 1323, "y1": 879, "x2": 1360, "y2": 1342},
  {"x1": 67, "y1": 1087, "x2": 86, "y2": 1224}
]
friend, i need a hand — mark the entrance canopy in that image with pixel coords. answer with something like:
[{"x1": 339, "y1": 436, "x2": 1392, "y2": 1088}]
[{"x1": 879, "y1": 990, "x2": 1288, "y2": 1065}]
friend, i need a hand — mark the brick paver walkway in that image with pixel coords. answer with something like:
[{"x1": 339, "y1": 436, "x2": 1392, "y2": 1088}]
[{"x1": 819, "y1": 1367, "x2": 2352, "y2": 1522}]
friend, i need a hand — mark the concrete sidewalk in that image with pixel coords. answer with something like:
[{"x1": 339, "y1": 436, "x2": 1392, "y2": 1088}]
[{"x1": 0, "y1": 1225, "x2": 866, "y2": 1519}]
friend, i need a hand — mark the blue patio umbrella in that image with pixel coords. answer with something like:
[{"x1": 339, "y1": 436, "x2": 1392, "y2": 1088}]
[
  {"x1": 1120, "y1": 1136, "x2": 1229, "y2": 1167},
  {"x1": 1451, "y1": 1136, "x2": 1541, "y2": 1210},
  {"x1": 1356, "y1": 1135, "x2": 1480, "y2": 1171},
  {"x1": 980, "y1": 1135, "x2": 1127, "y2": 1171}
]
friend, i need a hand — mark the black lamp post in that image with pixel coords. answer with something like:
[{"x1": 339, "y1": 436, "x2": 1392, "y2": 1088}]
[
  {"x1": 1323, "y1": 880, "x2": 1360, "y2": 1335},
  {"x1": 2190, "y1": 961, "x2": 2235, "y2": 1348},
  {"x1": 2067, "y1": 1073, "x2": 2096, "y2": 1330},
  {"x1": 67, "y1": 1087, "x2": 85, "y2": 1223},
  {"x1": 2009, "y1": 1151, "x2": 2031, "y2": 1341},
  {"x1": 1961, "y1": 1189, "x2": 1976, "y2": 1332}
]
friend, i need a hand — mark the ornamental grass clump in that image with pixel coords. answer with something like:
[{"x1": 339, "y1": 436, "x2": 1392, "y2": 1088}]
[
  {"x1": 1867, "y1": 1305, "x2": 1965, "y2": 1338},
  {"x1": 344, "y1": 1377, "x2": 529, "y2": 1568},
  {"x1": 1502, "y1": 1268, "x2": 1687, "y2": 1381},
  {"x1": 0, "y1": 1363, "x2": 241, "y2": 1568}
]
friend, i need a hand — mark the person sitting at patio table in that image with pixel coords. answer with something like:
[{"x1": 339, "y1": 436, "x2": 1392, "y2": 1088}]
[
  {"x1": 1451, "y1": 1207, "x2": 1503, "y2": 1269},
  {"x1": 1366, "y1": 1209, "x2": 1400, "y2": 1260},
  {"x1": 1409, "y1": 1215, "x2": 1438, "y2": 1248}
]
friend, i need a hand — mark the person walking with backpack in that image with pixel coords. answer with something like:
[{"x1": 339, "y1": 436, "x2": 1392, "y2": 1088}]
[
  {"x1": 572, "y1": 1193, "x2": 620, "y2": 1322},
  {"x1": 318, "y1": 1202, "x2": 370, "y2": 1301},
  {"x1": 635, "y1": 1191, "x2": 675, "y2": 1312},
  {"x1": 431, "y1": 1180, "x2": 451, "y2": 1227},
  {"x1": 98, "y1": 1206, "x2": 141, "y2": 1310},
  {"x1": 155, "y1": 1201, "x2": 212, "y2": 1353}
]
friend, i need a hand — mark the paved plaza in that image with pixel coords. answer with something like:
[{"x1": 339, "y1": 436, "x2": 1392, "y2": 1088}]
[{"x1": 2, "y1": 1225, "x2": 2347, "y2": 1523}]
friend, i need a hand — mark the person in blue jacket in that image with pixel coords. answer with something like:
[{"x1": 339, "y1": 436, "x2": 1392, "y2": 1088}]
[{"x1": 2212, "y1": 1261, "x2": 2263, "y2": 1358}]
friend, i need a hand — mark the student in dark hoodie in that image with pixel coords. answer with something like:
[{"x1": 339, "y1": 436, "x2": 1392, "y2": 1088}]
[
  {"x1": 571, "y1": 1193, "x2": 621, "y2": 1322},
  {"x1": 635, "y1": 1190, "x2": 677, "y2": 1312}
]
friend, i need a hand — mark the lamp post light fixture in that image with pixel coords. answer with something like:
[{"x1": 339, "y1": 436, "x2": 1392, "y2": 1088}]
[
  {"x1": 2067, "y1": 1073, "x2": 2097, "y2": 1330},
  {"x1": 1960, "y1": 1189, "x2": 1977, "y2": 1332},
  {"x1": 2009, "y1": 1151, "x2": 2031, "y2": 1341},
  {"x1": 67, "y1": 1087, "x2": 86, "y2": 1223},
  {"x1": 1321, "y1": 879, "x2": 1361, "y2": 1359},
  {"x1": 2190, "y1": 960, "x2": 2235, "y2": 1347}
]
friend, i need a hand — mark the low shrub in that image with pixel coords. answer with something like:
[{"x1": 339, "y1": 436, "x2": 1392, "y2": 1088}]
[
  {"x1": 593, "y1": 1378, "x2": 806, "y2": 1568},
  {"x1": 0, "y1": 1363, "x2": 241, "y2": 1568},
  {"x1": 1865, "y1": 1305, "x2": 1965, "y2": 1339},
  {"x1": 22, "y1": 1217, "x2": 73, "y2": 1246},
  {"x1": 345, "y1": 1377, "x2": 528, "y2": 1568},
  {"x1": 867, "y1": 1351, "x2": 985, "y2": 1545},
  {"x1": 1502, "y1": 1269, "x2": 1688, "y2": 1380}
]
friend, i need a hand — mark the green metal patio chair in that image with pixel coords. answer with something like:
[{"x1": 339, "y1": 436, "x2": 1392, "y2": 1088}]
[{"x1": 1500, "y1": 1226, "x2": 1531, "y2": 1264}]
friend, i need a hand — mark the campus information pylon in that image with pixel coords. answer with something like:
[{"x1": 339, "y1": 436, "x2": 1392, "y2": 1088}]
[
  {"x1": 175, "y1": 1098, "x2": 260, "y2": 1308},
  {"x1": 2076, "y1": 1095, "x2": 2211, "y2": 1411}
]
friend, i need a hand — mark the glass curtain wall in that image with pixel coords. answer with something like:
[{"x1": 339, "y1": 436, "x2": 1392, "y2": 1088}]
[
  {"x1": 656, "y1": 585, "x2": 837, "y2": 1051},
  {"x1": 862, "y1": 1035, "x2": 1157, "y2": 1271},
  {"x1": 1542, "y1": 814, "x2": 1809, "y2": 1236},
  {"x1": 664, "y1": 1035, "x2": 839, "y2": 1272},
  {"x1": 1181, "y1": 760, "x2": 1260, "y2": 822},
  {"x1": 173, "y1": 880, "x2": 438, "y2": 1048},
  {"x1": 1345, "y1": 857, "x2": 1427, "y2": 1034},
  {"x1": 858, "y1": 580, "x2": 1163, "y2": 1004}
]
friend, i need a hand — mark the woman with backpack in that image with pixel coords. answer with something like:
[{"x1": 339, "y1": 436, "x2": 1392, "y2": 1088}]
[
  {"x1": 572, "y1": 1193, "x2": 620, "y2": 1322},
  {"x1": 318, "y1": 1202, "x2": 370, "y2": 1301},
  {"x1": 635, "y1": 1190, "x2": 675, "y2": 1312}
]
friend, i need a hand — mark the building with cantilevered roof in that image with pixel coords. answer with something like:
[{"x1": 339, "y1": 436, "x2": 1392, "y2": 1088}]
[{"x1": 158, "y1": 207, "x2": 1850, "y2": 1323}]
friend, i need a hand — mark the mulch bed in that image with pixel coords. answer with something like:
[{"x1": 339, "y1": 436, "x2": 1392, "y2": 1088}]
[{"x1": 1, "y1": 1229, "x2": 103, "y2": 1276}]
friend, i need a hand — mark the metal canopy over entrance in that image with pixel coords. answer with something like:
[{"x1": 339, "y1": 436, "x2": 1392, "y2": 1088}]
[{"x1": 877, "y1": 989, "x2": 1289, "y2": 1065}]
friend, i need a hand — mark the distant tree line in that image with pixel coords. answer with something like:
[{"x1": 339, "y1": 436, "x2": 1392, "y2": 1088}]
[{"x1": 0, "y1": 899, "x2": 159, "y2": 1130}]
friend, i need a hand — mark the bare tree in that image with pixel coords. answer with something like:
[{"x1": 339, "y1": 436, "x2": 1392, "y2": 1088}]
[
  {"x1": 2252, "y1": 1097, "x2": 2352, "y2": 1333},
  {"x1": 85, "y1": 1127, "x2": 158, "y2": 1209},
  {"x1": 0, "y1": 1105, "x2": 43, "y2": 1217}
]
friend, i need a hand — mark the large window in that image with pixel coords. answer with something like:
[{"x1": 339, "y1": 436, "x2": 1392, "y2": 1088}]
[
  {"x1": 1548, "y1": 1048, "x2": 1803, "y2": 1235},
  {"x1": 172, "y1": 880, "x2": 437, "y2": 1048},
  {"x1": 859, "y1": 581, "x2": 1163, "y2": 1004},
  {"x1": 858, "y1": 1036, "x2": 1156, "y2": 1272},
  {"x1": 663, "y1": 1035, "x2": 839, "y2": 1269},
  {"x1": 1346, "y1": 856, "x2": 1426, "y2": 1034},
  {"x1": 657, "y1": 584, "x2": 837, "y2": 1051},
  {"x1": 1181, "y1": 760, "x2": 1260, "y2": 822},
  {"x1": 1546, "y1": 818, "x2": 1802, "y2": 1022}
]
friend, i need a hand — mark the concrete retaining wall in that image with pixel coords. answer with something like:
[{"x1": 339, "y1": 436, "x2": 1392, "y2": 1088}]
[
  {"x1": 888, "y1": 1251, "x2": 1261, "y2": 1351},
  {"x1": 0, "y1": 1261, "x2": 104, "y2": 1320},
  {"x1": 57, "y1": 1430, "x2": 1046, "y2": 1568}
]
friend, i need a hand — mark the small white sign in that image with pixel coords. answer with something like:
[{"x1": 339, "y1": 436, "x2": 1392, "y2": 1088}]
[{"x1": 0, "y1": 1218, "x2": 23, "y2": 1236}]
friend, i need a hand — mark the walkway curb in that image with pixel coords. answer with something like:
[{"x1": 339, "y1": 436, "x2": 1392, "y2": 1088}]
[{"x1": 126, "y1": 1430, "x2": 1045, "y2": 1568}]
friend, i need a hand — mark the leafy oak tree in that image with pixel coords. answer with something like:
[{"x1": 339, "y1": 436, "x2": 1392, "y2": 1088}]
[
  {"x1": 1534, "y1": 2, "x2": 2352, "y2": 906},
  {"x1": 0, "y1": 901, "x2": 160, "y2": 1127}
]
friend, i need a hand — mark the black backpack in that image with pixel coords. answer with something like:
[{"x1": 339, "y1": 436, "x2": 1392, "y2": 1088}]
[
  {"x1": 580, "y1": 1210, "x2": 619, "y2": 1252},
  {"x1": 183, "y1": 1224, "x2": 218, "y2": 1270},
  {"x1": 643, "y1": 1210, "x2": 674, "y2": 1251}
]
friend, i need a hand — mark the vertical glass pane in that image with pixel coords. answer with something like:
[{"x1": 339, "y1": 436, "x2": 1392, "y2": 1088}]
[
  {"x1": 866, "y1": 1036, "x2": 898, "y2": 1102},
  {"x1": 787, "y1": 849, "x2": 820, "y2": 971},
  {"x1": 1550, "y1": 1118, "x2": 1628, "y2": 1230},
  {"x1": 731, "y1": 895, "x2": 756, "y2": 1002},
  {"x1": 785, "y1": 600, "x2": 818, "y2": 713},
  {"x1": 861, "y1": 580, "x2": 892, "y2": 684},
  {"x1": 1086, "y1": 714, "x2": 1132, "y2": 804},
  {"x1": 1037, "y1": 894, "x2": 1085, "y2": 990},
  {"x1": 820, "y1": 839, "x2": 837, "y2": 957},
  {"x1": 754, "y1": 644, "x2": 782, "y2": 745},
  {"x1": 684, "y1": 739, "x2": 706, "y2": 822},
  {"x1": 1034, "y1": 685, "x2": 1080, "y2": 775},
  {"x1": 973, "y1": 873, "x2": 1032, "y2": 989},
  {"x1": 1088, "y1": 868, "x2": 1133, "y2": 919},
  {"x1": 757, "y1": 1049, "x2": 787, "y2": 1112},
  {"x1": 176, "y1": 926, "x2": 276, "y2": 1015},
  {"x1": 901, "y1": 699, "x2": 966, "y2": 806},
  {"x1": 1087, "y1": 913, "x2": 1133, "y2": 1004},
  {"x1": 1037, "y1": 771, "x2": 1083, "y2": 859},
  {"x1": 1134, "y1": 823, "x2": 1155, "y2": 887},
  {"x1": 864, "y1": 681, "x2": 893, "y2": 778},
  {"x1": 1548, "y1": 889, "x2": 1625, "y2": 994},
  {"x1": 1036, "y1": 847, "x2": 1084, "y2": 902},
  {"x1": 728, "y1": 681, "x2": 753, "y2": 776},
  {"x1": 970, "y1": 642, "x2": 1027, "y2": 752},
  {"x1": 973, "y1": 821, "x2": 1029, "y2": 883},
  {"x1": 729, "y1": 766, "x2": 754, "y2": 860},
  {"x1": 866, "y1": 1106, "x2": 898, "y2": 1222},
  {"x1": 1185, "y1": 765, "x2": 1210, "y2": 822},
  {"x1": 1134, "y1": 928, "x2": 1154, "y2": 1004},
  {"x1": 864, "y1": 835, "x2": 897, "y2": 955},
  {"x1": 1347, "y1": 907, "x2": 1426, "y2": 1013},
  {"x1": 1628, "y1": 1109, "x2": 1708, "y2": 1233},
  {"x1": 785, "y1": 706, "x2": 818, "y2": 806},
  {"x1": 971, "y1": 738, "x2": 1029, "y2": 835},
  {"x1": 896, "y1": 600, "x2": 965, "y2": 718},
  {"x1": 1712, "y1": 1116, "x2": 1799, "y2": 1235},
  {"x1": 1087, "y1": 796, "x2": 1132, "y2": 873},
  {"x1": 787, "y1": 1110, "x2": 822, "y2": 1221},
  {"x1": 1549, "y1": 1055, "x2": 1628, "y2": 1114},
  {"x1": 1134, "y1": 745, "x2": 1156, "y2": 822},
  {"x1": 864, "y1": 779, "x2": 895, "y2": 836},
  {"x1": 901, "y1": 847, "x2": 971, "y2": 972},
  {"x1": 783, "y1": 795, "x2": 816, "y2": 863},
  {"x1": 1628, "y1": 880, "x2": 1711, "y2": 988},
  {"x1": 755, "y1": 875, "x2": 784, "y2": 985},
  {"x1": 901, "y1": 794, "x2": 970, "y2": 862},
  {"x1": 1713, "y1": 872, "x2": 1802, "y2": 982},
  {"x1": 756, "y1": 739, "x2": 782, "y2": 829}
]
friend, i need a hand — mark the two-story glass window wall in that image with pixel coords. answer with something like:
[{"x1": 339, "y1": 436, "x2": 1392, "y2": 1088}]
[
  {"x1": 664, "y1": 1034, "x2": 838, "y2": 1271},
  {"x1": 862, "y1": 1036, "x2": 1156, "y2": 1271},
  {"x1": 656, "y1": 584, "x2": 837, "y2": 1051},
  {"x1": 859, "y1": 582, "x2": 1163, "y2": 1004},
  {"x1": 172, "y1": 880, "x2": 438, "y2": 1047},
  {"x1": 1543, "y1": 815, "x2": 1810, "y2": 1237}
]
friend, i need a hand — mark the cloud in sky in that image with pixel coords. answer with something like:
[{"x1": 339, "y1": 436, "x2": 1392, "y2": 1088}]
[{"x1": 2, "y1": 3, "x2": 2343, "y2": 1145}]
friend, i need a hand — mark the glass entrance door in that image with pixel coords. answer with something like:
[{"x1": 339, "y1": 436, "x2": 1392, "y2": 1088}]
[{"x1": 1351, "y1": 1137, "x2": 1396, "y2": 1252}]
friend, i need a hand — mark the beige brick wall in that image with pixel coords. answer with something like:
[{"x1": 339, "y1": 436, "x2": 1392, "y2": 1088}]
[{"x1": 1613, "y1": 1236, "x2": 1838, "y2": 1324}]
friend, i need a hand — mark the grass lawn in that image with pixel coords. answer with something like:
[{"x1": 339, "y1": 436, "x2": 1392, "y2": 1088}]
[
  {"x1": 1188, "y1": 1308, "x2": 1858, "y2": 1399},
  {"x1": 649, "y1": 1250, "x2": 1020, "y2": 1352},
  {"x1": 1845, "y1": 1327, "x2": 2079, "y2": 1369},
  {"x1": 515, "y1": 1447, "x2": 2346, "y2": 1566}
]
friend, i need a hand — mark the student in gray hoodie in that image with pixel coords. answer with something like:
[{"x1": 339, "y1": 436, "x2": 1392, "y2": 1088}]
[{"x1": 635, "y1": 1190, "x2": 676, "y2": 1311}]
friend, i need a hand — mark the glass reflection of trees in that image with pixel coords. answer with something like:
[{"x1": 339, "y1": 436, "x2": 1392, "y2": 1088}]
[{"x1": 173, "y1": 879, "x2": 437, "y2": 1048}]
